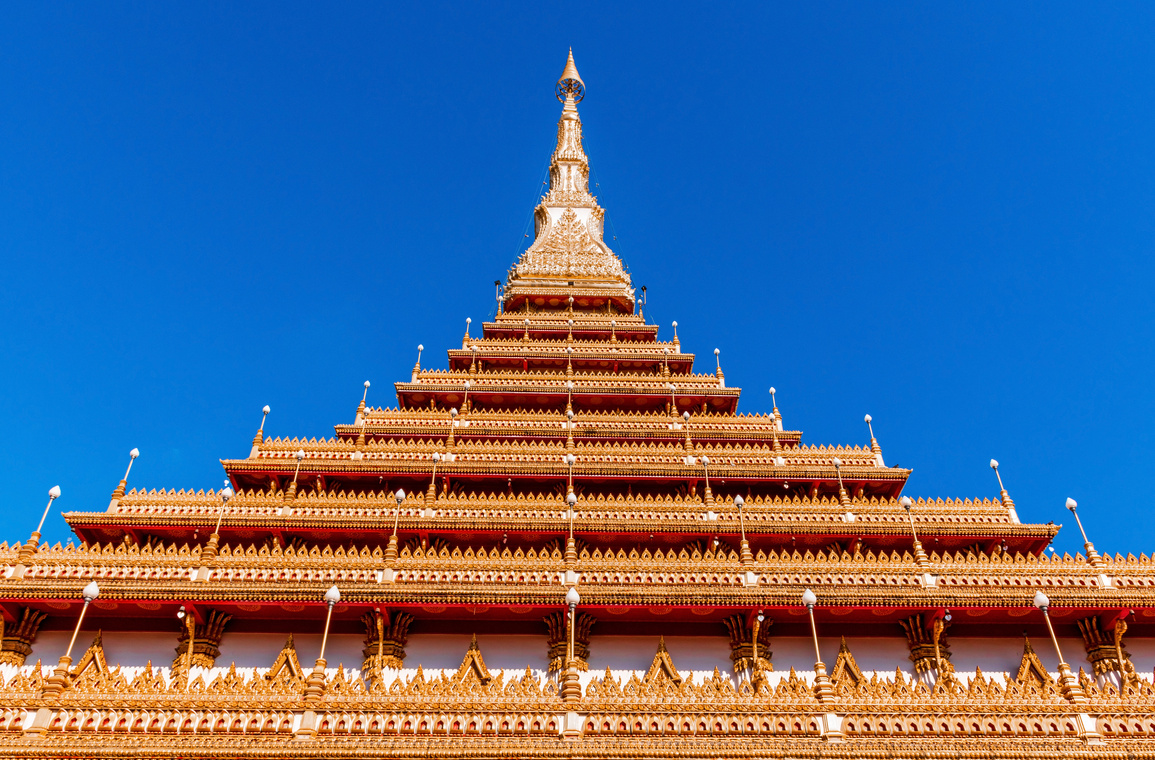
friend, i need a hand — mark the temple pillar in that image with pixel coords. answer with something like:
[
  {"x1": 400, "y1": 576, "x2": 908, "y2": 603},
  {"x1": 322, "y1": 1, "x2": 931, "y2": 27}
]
[
  {"x1": 1078, "y1": 614, "x2": 1138, "y2": 687},
  {"x1": 361, "y1": 610, "x2": 414, "y2": 680},
  {"x1": 899, "y1": 612, "x2": 954, "y2": 685},
  {"x1": 721, "y1": 613, "x2": 772, "y2": 674}
]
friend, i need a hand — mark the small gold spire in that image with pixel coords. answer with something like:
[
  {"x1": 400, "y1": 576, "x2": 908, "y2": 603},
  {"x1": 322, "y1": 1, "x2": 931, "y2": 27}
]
[{"x1": 556, "y1": 48, "x2": 584, "y2": 103}]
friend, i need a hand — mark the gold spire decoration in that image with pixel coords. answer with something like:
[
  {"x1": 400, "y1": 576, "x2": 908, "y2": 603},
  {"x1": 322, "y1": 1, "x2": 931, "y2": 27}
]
[{"x1": 506, "y1": 50, "x2": 632, "y2": 301}]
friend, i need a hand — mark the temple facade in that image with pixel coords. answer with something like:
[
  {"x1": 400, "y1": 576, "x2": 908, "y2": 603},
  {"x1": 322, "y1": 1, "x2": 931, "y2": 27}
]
[{"x1": 1, "y1": 51, "x2": 1153, "y2": 759}]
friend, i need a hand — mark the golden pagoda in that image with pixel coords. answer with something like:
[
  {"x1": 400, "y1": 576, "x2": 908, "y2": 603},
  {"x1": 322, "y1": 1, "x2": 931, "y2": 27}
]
[{"x1": 1, "y1": 51, "x2": 1153, "y2": 759}]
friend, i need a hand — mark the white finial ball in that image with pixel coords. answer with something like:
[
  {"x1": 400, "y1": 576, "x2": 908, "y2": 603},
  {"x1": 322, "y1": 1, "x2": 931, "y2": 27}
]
[
  {"x1": 82, "y1": 581, "x2": 100, "y2": 601},
  {"x1": 450, "y1": 408, "x2": 458, "y2": 417},
  {"x1": 701, "y1": 455, "x2": 710, "y2": 466},
  {"x1": 663, "y1": 347, "x2": 670, "y2": 354},
  {"x1": 864, "y1": 414, "x2": 872, "y2": 423},
  {"x1": 295, "y1": 450, "x2": 305, "y2": 460},
  {"x1": 471, "y1": 344, "x2": 478, "y2": 352},
  {"x1": 801, "y1": 588, "x2": 817, "y2": 608},
  {"x1": 129, "y1": 448, "x2": 140, "y2": 459},
  {"x1": 466, "y1": 317, "x2": 471, "y2": 324},
  {"x1": 568, "y1": 319, "x2": 574, "y2": 326},
  {"x1": 432, "y1": 452, "x2": 441, "y2": 462},
  {"x1": 990, "y1": 459, "x2": 999, "y2": 469},
  {"x1": 769, "y1": 387, "x2": 776, "y2": 395},
  {"x1": 567, "y1": 409, "x2": 574, "y2": 419},
  {"x1": 567, "y1": 491, "x2": 577, "y2": 505},
  {"x1": 1066, "y1": 497, "x2": 1078, "y2": 511},
  {"x1": 464, "y1": 381, "x2": 471, "y2": 389},
  {"x1": 48, "y1": 485, "x2": 62, "y2": 499},
  {"x1": 262, "y1": 405, "x2": 271, "y2": 415},
  {"x1": 524, "y1": 318, "x2": 530, "y2": 325},
  {"x1": 900, "y1": 495, "x2": 912, "y2": 509},
  {"x1": 611, "y1": 320, "x2": 616, "y2": 327},
  {"x1": 418, "y1": 344, "x2": 424, "y2": 351},
  {"x1": 565, "y1": 453, "x2": 576, "y2": 466},
  {"x1": 565, "y1": 587, "x2": 580, "y2": 606},
  {"x1": 324, "y1": 585, "x2": 341, "y2": 605},
  {"x1": 395, "y1": 488, "x2": 406, "y2": 503},
  {"x1": 832, "y1": 457, "x2": 842, "y2": 468},
  {"x1": 1033, "y1": 590, "x2": 1050, "y2": 610},
  {"x1": 683, "y1": 411, "x2": 690, "y2": 420},
  {"x1": 672, "y1": 321, "x2": 678, "y2": 328},
  {"x1": 567, "y1": 346, "x2": 573, "y2": 353},
  {"x1": 221, "y1": 486, "x2": 234, "y2": 501},
  {"x1": 714, "y1": 348, "x2": 720, "y2": 356},
  {"x1": 734, "y1": 495, "x2": 744, "y2": 508},
  {"x1": 364, "y1": 380, "x2": 370, "y2": 388}
]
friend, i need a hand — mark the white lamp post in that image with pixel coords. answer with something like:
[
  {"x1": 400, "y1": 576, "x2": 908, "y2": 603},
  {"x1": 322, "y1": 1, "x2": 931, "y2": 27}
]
[
  {"x1": 41, "y1": 581, "x2": 100, "y2": 698},
  {"x1": 802, "y1": 588, "x2": 834, "y2": 703},
  {"x1": 899, "y1": 495, "x2": 930, "y2": 567},
  {"x1": 1065, "y1": 497, "x2": 1103, "y2": 567},
  {"x1": 1033, "y1": 590, "x2": 1086, "y2": 703}
]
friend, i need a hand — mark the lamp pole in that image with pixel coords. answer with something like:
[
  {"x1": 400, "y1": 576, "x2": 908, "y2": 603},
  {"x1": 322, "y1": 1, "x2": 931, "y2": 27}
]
[
  {"x1": 1033, "y1": 591, "x2": 1086, "y2": 703},
  {"x1": 427, "y1": 453, "x2": 442, "y2": 501},
  {"x1": 736, "y1": 495, "x2": 753, "y2": 564},
  {"x1": 41, "y1": 581, "x2": 100, "y2": 698},
  {"x1": 18, "y1": 485, "x2": 61, "y2": 565},
  {"x1": 385, "y1": 489, "x2": 406, "y2": 564},
  {"x1": 900, "y1": 496, "x2": 930, "y2": 568},
  {"x1": 1065, "y1": 498, "x2": 1103, "y2": 567},
  {"x1": 802, "y1": 588, "x2": 834, "y2": 703},
  {"x1": 561, "y1": 587, "x2": 581, "y2": 705},
  {"x1": 751, "y1": 610, "x2": 766, "y2": 689},
  {"x1": 305, "y1": 585, "x2": 341, "y2": 703}
]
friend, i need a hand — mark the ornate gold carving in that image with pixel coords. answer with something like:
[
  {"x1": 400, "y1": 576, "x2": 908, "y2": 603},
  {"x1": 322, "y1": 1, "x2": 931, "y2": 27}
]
[
  {"x1": 361, "y1": 609, "x2": 413, "y2": 671},
  {"x1": 899, "y1": 613, "x2": 954, "y2": 680},
  {"x1": 722, "y1": 613, "x2": 772, "y2": 672},
  {"x1": 70, "y1": 632, "x2": 109, "y2": 679},
  {"x1": 0, "y1": 607, "x2": 46, "y2": 666},
  {"x1": 643, "y1": 636, "x2": 682, "y2": 685},
  {"x1": 1014, "y1": 637, "x2": 1053, "y2": 687},
  {"x1": 172, "y1": 608, "x2": 231, "y2": 671},
  {"x1": 452, "y1": 634, "x2": 492, "y2": 685},
  {"x1": 544, "y1": 610, "x2": 594, "y2": 671},
  {"x1": 266, "y1": 634, "x2": 304, "y2": 681},
  {"x1": 830, "y1": 636, "x2": 864, "y2": 686},
  {"x1": 1078, "y1": 614, "x2": 1138, "y2": 684}
]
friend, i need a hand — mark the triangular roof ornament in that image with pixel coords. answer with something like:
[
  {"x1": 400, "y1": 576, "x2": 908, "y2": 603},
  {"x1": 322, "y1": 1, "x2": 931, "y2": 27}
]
[
  {"x1": 454, "y1": 633, "x2": 492, "y2": 685},
  {"x1": 266, "y1": 633, "x2": 304, "y2": 681},
  {"x1": 644, "y1": 636, "x2": 683, "y2": 685},
  {"x1": 556, "y1": 48, "x2": 585, "y2": 103},
  {"x1": 71, "y1": 630, "x2": 109, "y2": 678}
]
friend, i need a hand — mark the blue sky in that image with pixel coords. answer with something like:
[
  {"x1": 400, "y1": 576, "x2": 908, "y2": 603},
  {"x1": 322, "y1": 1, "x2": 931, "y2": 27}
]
[{"x1": 1, "y1": 2, "x2": 1152, "y2": 557}]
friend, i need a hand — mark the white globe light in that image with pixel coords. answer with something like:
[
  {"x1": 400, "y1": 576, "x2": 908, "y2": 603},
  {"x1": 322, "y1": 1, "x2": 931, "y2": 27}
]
[
  {"x1": 221, "y1": 487, "x2": 234, "y2": 501},
  {"x1": 567, "y1": 492, "x2": 577, "y2": 505},
  {"x1": 82, "y1": 581, "x2": 100, "y2": 601},
  {"x1": 1065, "y1": 497, "x2": 1077, "y2": 511},
  {"x1": 364, "y1": 380, "x2": 371, "y2": 388},
  {"x1": 900, "y1": 496, "x2": 912, "y2": 509},
  {"x1": 395, "y1": 488, "x2": 406, "y2": 505},
  {"x1": 295, "y1": 450, "x2": 306, "y2": 460},
  {"x1": 129, "y1": 448, "x2": 140, "y2": 459},
  {"x1": 734, "y1": 495, "x2": 744, "y2": 508},
  {"x1": 1033, "y1": 590, "x2": 1050, "y2": 610},
  {"x1": 565, "y1": 587, "x2": 580, "y2": 606},
  {"x1": 990, "y1": 459, "x2": 999, "y2": 469},
  {"x1": 801, "y1": 588, "x2": 817, "y2": 608},
  {"x1": 864, "y1": 414, "x2": 872, "y2": 423},
  {"x1": 49, "y1": 485, "x2": 61, "y2": 499},
  {"x1": 832, "y1": 457, "x2": 842, "y2": 468},
  {"x1": 262, "y1": 405, "x2": 271, "y2": 414},
  {"x1": 324, "y1": 585, "x2": 341, "y2": 605}
]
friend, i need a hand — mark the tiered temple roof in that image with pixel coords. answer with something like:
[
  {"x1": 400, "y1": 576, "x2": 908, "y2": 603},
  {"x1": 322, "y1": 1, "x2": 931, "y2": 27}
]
[{"x1": 0, "y1": 50, "x2": 1151, "y2": 758}]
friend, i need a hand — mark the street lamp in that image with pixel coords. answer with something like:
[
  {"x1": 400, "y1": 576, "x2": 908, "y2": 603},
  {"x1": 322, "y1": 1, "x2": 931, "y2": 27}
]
[
  {"x1": 735, "y1": 495, "x2": 753, "y2": 564},
  {"x1": 304, "y1": 585, "x2": 341, "y2": 703},
  {"x1": 18, "y1": 485, "x2": 62, "y2": 565},
  {"x1": 560, "y1": 587, "x2": 581, "y2": 704},
  {"x1": 446, "y1": 407, "x2": 458, "y2": 447},
  {"x1": 832, "y1": 457, "x2": 851, "y2": 507},
  {"x1": 385, "y1": 489, "x2": 406, "y2": 563},
  {"x1": 463, "y1": 380, "x2": 472, "y2": 413},
  {"x1": 751, "y1": 610, "x2": 766, "y2": 689},
  {"x1": 1065, "y1": 497, "x2": 1103, "y2": 567},
  {"x1": 682, "y1": 410, "x2": 692, "y2": 451},
  {"x1": 41, "y1": 581, "x2": 100, "y2": 698},
  {"x1": 899, "y1": 496, "x2": 930, "y2": 568},
  {"x1": 990, "y1": 459, "x2": 1019, "y2": 521},
  {"x1": 427, "y1": 452, "x2": 442, "y2": 501},
  {"x1": 177, "y1": 605, "x2": 195, "y2": 690},
  {"x1": 1033, "y1": 591, "x2": 1086, "y2": 703},
  {"x1": 286, "y1": 449, "x2": 306, "y2": 499},
  {"x1": 802, "y1": 588, "x2": 834, "y2": 703}
]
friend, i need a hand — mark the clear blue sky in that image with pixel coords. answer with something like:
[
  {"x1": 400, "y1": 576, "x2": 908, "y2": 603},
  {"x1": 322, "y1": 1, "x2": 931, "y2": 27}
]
[{"x1": 2, "y1": 3, "x2": 1152, "y2": 557}]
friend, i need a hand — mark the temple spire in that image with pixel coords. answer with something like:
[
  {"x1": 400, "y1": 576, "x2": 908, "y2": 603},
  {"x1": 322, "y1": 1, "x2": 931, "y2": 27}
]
[{"x1": 506, "y1": 50, "x2": 633, "y2": 304}]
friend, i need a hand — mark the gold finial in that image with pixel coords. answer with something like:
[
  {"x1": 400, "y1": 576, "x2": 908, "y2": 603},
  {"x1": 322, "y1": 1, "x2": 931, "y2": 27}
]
[{"x1": 556, "y1": 48, "x2": 584, "y2": 103}]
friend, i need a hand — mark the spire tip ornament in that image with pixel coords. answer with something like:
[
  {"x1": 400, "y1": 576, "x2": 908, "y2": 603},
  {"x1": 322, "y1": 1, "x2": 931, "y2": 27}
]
[{"x1": 556, "y1": 48, "x2": 584, "y2": 103}]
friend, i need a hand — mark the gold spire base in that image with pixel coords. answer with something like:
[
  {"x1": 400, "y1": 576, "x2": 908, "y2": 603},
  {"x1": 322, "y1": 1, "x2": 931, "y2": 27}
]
[
  {"x1": 740, "y1": 539, "x2": 754, "y2": 566},
  {"x1": 913, "y1": 541, "x2": 930, "y2": 568},
  {"x1": 813, "y1": 661, "x2": 835, "y2": 704},
  {"x1": 384, "y1": 533, "x2": 398, "y2": 565},
  {"x1": 39, "y1": 655, "x2": 72, "y2": 700},
  {"x1": 838, "y1": 487, "x2": 851, "y2": 508},
  {"x1": 303, "y1": 660, "x2": 327, "y2": 704},
  {"x1": 1084, "y1": 542, "x2": 1104, "y2": 568},
  {"x1": 560, "y1": 664, "x2": 582, "y2": 704},
  {"x1": 565, "y1": 537, "x2": 577, "y2": 565},
  {"x1": 16, "y1": 532, "x2": 41, "y2": 565},
  {"x1": 1057, "y1": 662, "x2": 1087, "y2": 704}
]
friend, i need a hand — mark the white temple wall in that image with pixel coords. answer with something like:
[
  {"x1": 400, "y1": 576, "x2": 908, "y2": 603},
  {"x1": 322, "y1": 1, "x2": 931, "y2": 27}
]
[{"x1": 11, "y1": 631, "x2": 1153, "y2": 686}]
